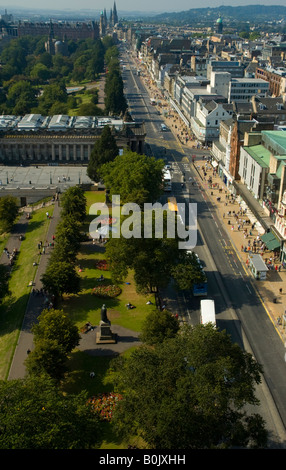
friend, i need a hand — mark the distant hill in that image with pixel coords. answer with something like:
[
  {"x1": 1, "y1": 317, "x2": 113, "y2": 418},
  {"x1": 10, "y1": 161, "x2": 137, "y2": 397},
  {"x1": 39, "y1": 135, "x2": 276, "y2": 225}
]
[{"x1": 146, "y1": 5, "x2": 286, "y2": 25}]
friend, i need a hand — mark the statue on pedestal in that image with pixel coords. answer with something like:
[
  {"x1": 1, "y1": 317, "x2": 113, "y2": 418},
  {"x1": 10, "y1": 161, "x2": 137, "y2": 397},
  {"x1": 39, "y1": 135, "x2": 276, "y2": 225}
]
[
  {"x1": 97, "y1": 304, "x2": 116, "y2": 344},
  {"x1": 100, "y1": 304, "x2": 109, "y2": 323}
]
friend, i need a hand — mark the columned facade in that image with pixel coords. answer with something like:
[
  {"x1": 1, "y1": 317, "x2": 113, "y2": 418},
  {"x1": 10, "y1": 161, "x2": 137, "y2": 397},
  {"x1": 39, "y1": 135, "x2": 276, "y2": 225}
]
[{"x1": 0, "y1": 125, "x2": 146, "y2": 165}]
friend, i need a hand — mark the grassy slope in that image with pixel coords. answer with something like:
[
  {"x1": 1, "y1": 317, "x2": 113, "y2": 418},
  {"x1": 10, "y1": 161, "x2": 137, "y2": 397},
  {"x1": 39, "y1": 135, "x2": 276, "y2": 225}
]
[{"x1": 0, "y1": 206, "x2": 54, "y2": 380}]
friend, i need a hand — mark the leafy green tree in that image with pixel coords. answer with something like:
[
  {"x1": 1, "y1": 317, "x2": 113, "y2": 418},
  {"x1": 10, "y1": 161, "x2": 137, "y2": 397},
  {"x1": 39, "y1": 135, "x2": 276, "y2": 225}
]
[
  {"x1": 104, "y1": 45, "x2": 119, "y2": 65},
  {"x1": 25, "y1": 338, "x2": 68, "y2": 381},
  {"x1": 171, "y1": 251, "x2": 207, "y2": 291},
  {"x1": 41, "y1": 260, "x2": 81, "y2": 298},
  {"x1": 0, "y1": 375, "x2": 100, "y2": 448},
  {"x1": 77, "y1": 102, "x2": 104, "y2": 116},
  {"x1": 31, "y1": 308, "x2": 80, "y2": 355},
  {"x1": 37, "y1": 82, "x2": 68, "y2": 115},
  {"x1": 5, "y1": 80, "x2": 37, "y2": 114},
  {"x1": 52, "y1": 215, "x2": 82, "y2": 262},
  {"x1": 139, "y1": 309, "x2": 180, "y2": 345},
  {"x1": 87, "y1": 125, "x2": 118, "y2": 182},
  {"x1": 0, "y1": 196, "x2": 18, "y2": 233},
  {"x1": 100, "y1": 150, "x2": 164, "y2": 206},
  {"x1": 1, "y1": 41, "x2": 27, "y2": 74},
  {"x1": 60, "y1": 186, "x2": 87, "y2": 223},
  {"x1": 30, "y1": 63, "x2": 51, "y2": 82},
  {"x1": 105, "y1": 232, "x2": 180, "y2": 293},
  {"x1": 111, "y1": 324, "x2": 268, "y2": 449},
  {"x1": 104, "y1": 69, "x2": 127, "y2": 115}
]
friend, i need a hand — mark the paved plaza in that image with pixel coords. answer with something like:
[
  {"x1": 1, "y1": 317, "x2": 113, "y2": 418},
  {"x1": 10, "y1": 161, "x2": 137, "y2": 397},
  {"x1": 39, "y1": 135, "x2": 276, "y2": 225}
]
[{"x1": 0, "y1": 165, "x2": 92, "y2": 189}]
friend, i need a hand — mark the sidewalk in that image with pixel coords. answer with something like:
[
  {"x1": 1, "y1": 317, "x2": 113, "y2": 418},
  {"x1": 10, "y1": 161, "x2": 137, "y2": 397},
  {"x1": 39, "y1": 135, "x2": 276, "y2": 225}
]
[
  {"x1": 138, "y1": 64, "x2": 286, "y2": 342},
  {"x1": 8, "y1": 200, "x2": 61, "y2": 380},
  {"x1": 192, "y1": 159, "x2": 286, "y2": 342}
]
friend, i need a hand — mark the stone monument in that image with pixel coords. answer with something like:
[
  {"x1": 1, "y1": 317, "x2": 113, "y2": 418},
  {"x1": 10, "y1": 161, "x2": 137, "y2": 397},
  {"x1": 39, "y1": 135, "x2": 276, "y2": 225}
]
[{"x1": 96, "y1": 304, "x2": 117, "y2": 344}]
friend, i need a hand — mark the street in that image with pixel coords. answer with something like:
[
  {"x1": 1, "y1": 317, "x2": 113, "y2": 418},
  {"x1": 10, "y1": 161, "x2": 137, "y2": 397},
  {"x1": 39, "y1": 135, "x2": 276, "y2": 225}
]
[{"x1": 121, "y1": 46, "x2": 286, "y2": 447}]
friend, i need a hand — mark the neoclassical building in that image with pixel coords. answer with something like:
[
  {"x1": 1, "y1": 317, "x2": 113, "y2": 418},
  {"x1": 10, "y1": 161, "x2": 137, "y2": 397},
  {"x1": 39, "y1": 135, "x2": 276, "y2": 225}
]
[{"x1": 0, "y1": 115, "x2": 146, "y2": 164}]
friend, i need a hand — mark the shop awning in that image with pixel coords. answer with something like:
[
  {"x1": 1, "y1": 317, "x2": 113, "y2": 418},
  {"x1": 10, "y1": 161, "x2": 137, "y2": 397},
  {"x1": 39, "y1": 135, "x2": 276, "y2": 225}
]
[
  {"x1": 261, "y1": 232, "x2": 280, "y2": 251},
  {"x1": 267, "y1": 238, "x2": 280, "y2": 251},
  {"x1": 261, "y1": 232, "x2": 274, "y2": 243}
]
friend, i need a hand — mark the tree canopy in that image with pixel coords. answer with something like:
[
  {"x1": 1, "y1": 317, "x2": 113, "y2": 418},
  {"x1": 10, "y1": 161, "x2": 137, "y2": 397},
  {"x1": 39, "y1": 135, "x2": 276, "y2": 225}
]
[
  {"x1": 0, "y1": 196, "x2": 18, "y2": 234},
  {"x1": 0, "y1": 375, "x2": 100, "y2": 448},
  {"x1": 100, "y1": 150, "x2": 165, "y2": 206},
  {"x1": 139, "y1": 309, "x2": 180, "y2": 345},
  {"x1": 60, "y1": 186, "x2": 87, "y2": 223},
  {"x1": 111, "y1": 324, "x2": 268, "y2": 449},
  {"x1": 87, "y1": 125, "x2": 119, "y2": 182}
]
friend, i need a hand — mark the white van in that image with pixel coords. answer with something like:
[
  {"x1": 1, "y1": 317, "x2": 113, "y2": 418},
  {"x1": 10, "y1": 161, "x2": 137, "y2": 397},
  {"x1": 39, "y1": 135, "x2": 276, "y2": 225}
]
[{"x1": 200, "y1": 299, "x2": 216, "y2": 326}]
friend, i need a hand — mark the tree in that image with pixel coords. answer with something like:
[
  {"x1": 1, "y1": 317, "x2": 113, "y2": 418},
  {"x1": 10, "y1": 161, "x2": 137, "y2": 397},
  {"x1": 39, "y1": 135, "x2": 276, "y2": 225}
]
[
  {"x1": 77, "y1": 102, "x2": 104, "y2": 116},
  {"x1": 87, "y1": 125, "x2": 118, "y2": 182},
  {"x1": 25, "y1": 338, "x2": 68, "y2": 381},
  {"x1": 111, "y1": 324, "x2": 268, "y2": 449},
  {"x1": 52, "y1": 215, "x2": 82, "y2": 263},
  {"x1": 37, "y1": 82, "x2": 68, "y2": 115},
  {"x1": 139, "y1": 309, "x2": 180, "y2": 345},
  {"x1": 171, "y1": 251, "x2": 207, "y2": 291},
  {"x1": 0, "y1": 375, "x2": 100, "y2": 448},
  {"x1": 60, "y1": 186, "x2": 87, "y2": 223},
  {"x1": 5, "y1": 80, "x2": 37, "y2": 114},
  {"x1": 0, "y1": 196, "x2": 18, "y2": 233},
  {"x1": 30, "y1": 63, "x2": 51, "y2": 82},
  {"x1": 27, "y1": 308, "x2": 80, "y2": 381},
  {"x1": 104, "y1": 70, "x2": 127, "y2": 115},
  {"x1": 41, "y1": 260, "x2": 81, "y2": 298},
  {"x1": 100, "y1": 150, "x2": 164, "y2": 206},
  {"x1": 32, "y1": 308, "x2": 80, "y2": 355},
  {"x1": 105, "y1": 231, "x2": 180, "y2": 293}
]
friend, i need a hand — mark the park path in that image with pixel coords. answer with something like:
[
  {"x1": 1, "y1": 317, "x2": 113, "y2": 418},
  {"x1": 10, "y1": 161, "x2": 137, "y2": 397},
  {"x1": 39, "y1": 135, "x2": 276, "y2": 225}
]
[{"x1": 8, "y1": 200, "x2": 61, "y2": 380}]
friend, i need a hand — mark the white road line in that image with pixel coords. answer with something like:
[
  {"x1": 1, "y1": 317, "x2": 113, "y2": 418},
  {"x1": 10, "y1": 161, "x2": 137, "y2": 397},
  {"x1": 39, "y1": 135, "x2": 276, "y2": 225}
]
[{"x1": 246, "y1": 284, "x2": 251, "y2": 293}]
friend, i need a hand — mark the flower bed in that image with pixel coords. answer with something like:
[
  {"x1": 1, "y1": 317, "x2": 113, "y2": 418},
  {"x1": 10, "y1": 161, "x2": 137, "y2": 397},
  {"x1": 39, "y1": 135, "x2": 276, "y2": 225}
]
[
  {"x1": 95, "y1": 259, "x2": 110, "y2": 271},
  {"x1": 92, "y1": 284, "x2": 121, "y2": 298},
  {"x1": 97, "y1": 217, "x2": 117, "y2": 225},
  {"x1": 88, "y1": 392, "x2": 123, "y2": 421}
]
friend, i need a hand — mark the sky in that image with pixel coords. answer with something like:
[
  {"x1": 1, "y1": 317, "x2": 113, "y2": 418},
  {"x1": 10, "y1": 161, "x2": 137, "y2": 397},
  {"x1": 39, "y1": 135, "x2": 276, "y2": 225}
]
[{"x1": 3, "y1": 0, "x2": 286, "y2": 14}]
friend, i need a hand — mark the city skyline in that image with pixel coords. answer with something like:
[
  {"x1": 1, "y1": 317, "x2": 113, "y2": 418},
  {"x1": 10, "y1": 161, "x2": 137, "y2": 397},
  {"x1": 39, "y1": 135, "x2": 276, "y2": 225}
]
[{"x1": 2, "y1": 0, "x2": 286, "y2": 14}]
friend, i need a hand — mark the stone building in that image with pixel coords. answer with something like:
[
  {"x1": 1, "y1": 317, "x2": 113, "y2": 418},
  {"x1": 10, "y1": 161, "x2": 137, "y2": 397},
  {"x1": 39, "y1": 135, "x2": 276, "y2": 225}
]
[{"x1": 0, "y1": 115, "x2": 146, "y2": 165}]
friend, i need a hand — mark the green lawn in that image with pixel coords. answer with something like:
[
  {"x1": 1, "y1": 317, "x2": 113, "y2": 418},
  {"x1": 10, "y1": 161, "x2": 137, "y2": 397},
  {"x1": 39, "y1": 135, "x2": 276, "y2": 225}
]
[
  {"x1": 1, "y1": 191, "x2": 154, "y2": 447},
  {"x1": 61, "y1": 190, "x2": 155, "y2": 332},
  {"x1": 61, "y1": 190, "x2": 155, "y2": 449},
  {"x1": 0, "y1": 206, "x2": 54, "y2": 380}
]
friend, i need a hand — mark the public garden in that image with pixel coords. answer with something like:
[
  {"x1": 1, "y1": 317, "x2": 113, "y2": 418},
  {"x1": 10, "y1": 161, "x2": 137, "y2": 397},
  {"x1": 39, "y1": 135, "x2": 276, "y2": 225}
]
[{"x1": 0, "y1": 189, "x2": 156, "y2": 448}]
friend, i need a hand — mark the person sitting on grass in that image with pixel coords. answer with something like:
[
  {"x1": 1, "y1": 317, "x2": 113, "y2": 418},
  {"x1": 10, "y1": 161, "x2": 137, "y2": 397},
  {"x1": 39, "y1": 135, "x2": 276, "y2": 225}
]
[{"x1": 126, "y1": 302, "x2": 135, "y2": 309}]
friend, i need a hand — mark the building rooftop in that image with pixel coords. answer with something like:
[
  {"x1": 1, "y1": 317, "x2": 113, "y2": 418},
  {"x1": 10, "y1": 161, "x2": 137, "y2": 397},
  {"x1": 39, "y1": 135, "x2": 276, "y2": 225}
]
[
  {"x1": 262, "y1": 130, "x2": 286, "y2": 154},
  {"x1": 0, "y1": 114, "x2": 126, "y2": 132},
  {"x1": 244, "y1": 144, "x2": 271, "y2": 168}
]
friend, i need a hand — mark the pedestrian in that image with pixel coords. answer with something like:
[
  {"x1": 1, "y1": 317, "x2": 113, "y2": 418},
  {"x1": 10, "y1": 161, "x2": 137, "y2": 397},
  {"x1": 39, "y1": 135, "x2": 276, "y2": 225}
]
[{"x1": 42, "y1": 247, "x2": 45, "y2": 254}]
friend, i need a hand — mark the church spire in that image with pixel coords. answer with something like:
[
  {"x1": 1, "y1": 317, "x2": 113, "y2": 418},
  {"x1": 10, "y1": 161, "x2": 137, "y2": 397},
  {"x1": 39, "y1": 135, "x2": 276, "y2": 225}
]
[{"x1": 113, "y1": 1, "x2": 118, "y2": 25}]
